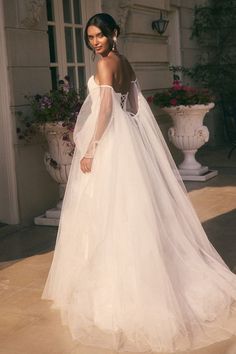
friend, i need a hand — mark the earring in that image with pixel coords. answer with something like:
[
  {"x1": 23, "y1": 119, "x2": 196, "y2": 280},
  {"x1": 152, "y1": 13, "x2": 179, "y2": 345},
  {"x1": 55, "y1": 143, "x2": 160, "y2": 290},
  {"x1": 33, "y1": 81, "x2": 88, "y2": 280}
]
[{"x1": 112, "y1": 36, "x2": 117, "y2": 51}]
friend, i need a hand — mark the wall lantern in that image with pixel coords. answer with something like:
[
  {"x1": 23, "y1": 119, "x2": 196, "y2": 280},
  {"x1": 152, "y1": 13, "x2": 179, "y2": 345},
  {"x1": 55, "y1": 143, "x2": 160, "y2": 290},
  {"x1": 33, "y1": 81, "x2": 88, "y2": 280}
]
[{"x1": 152, "y1": 11, "x2": 169, "y2": 35}]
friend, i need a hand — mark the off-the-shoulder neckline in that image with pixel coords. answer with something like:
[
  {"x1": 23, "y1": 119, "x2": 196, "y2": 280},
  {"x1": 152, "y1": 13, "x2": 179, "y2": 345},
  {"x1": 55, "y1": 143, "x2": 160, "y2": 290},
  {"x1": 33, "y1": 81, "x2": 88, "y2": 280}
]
[{"x1": 91, "y1": 75, "x2": 137, "y2": 95}]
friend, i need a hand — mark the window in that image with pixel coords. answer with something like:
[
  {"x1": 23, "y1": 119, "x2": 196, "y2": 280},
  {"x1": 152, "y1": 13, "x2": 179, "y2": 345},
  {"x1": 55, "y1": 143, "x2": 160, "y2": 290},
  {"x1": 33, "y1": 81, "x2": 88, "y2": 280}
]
[{"x1": 46, "y1": 0, "x2": 86, "y2": 99}]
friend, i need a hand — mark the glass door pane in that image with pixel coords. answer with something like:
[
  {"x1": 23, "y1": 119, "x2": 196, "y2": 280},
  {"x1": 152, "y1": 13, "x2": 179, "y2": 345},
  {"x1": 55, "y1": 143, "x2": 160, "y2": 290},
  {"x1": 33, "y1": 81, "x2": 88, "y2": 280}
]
[
  {"x1": 48, "y1": 26, "x2": 57, "y2": 63},
  {"x1": 47, "y1": 0, "x2": 59, "y2": 89},
  {"x1": 67, "y1": 67, "x2": 75, "y2": 88},
  {"x1": 50, "y1": 67, "x2": 59, "y2": 90},
  {"x1": 46, "y1": 0, "x2": 54, "y2": 21},
  {"x1": 65, "y1": 27, "x2": 74, "y2": 62},
  {"x1": 63, "y1": 0, "x2": 72, "y2": 23},
  {"x1": 73, "y1": 0, "x2": 82, "y2": 24},
  {"x1": 75, "y1": 28, "x2": 84, "y2": 62}
]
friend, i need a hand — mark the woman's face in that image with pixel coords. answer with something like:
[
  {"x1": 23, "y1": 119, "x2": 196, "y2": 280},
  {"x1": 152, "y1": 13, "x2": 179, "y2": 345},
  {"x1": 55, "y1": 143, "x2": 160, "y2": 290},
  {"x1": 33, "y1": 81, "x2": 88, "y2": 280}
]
[{"x1": 87, "y1": 25, "x2": 111, "y2": 56}]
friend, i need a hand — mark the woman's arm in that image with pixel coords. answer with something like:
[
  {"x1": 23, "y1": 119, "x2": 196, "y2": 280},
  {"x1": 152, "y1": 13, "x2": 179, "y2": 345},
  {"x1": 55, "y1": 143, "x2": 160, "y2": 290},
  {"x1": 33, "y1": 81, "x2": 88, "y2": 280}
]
[{"x1": 80, "y1": 59, "x2": 113, "y2": 173}]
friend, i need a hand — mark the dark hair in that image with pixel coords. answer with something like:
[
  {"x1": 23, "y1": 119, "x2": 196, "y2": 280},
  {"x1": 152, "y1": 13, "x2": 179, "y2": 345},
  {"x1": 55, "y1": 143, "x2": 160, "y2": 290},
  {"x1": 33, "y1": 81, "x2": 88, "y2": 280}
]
[{"x1": 84, "y1": 13, "x2": 120, "y2": 50}]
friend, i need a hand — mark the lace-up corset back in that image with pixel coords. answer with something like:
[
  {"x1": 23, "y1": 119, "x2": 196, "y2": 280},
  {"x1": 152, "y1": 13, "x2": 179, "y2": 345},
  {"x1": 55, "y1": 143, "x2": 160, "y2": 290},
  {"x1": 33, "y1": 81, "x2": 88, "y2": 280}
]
[
  {"x1": 120, "y1": 93, "x2": 128, "y2": 110},
  {"x1": 88, "y1": 75, "x2": 136, "y2": 113}
]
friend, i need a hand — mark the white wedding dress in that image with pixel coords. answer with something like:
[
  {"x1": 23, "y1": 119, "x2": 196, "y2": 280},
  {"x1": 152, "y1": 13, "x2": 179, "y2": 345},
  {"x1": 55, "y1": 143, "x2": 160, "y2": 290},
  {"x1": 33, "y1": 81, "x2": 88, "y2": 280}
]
[{"x1": 42, "y1": 75, "x2": 236, "y2": 353}]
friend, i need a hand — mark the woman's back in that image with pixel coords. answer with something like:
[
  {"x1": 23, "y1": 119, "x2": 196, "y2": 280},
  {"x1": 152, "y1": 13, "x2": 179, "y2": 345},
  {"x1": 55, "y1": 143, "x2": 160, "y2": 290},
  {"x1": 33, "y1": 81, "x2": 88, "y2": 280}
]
[{"x1": 95, "y1": 52, "x2": 136, "y2": 94}]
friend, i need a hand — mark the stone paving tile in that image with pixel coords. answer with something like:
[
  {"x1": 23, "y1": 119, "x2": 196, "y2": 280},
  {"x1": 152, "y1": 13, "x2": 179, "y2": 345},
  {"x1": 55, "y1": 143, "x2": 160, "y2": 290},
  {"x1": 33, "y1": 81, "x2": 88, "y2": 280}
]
[
  {"x1": 64, "y1": 338, "x2": 236, "y2": 354},
  {"x1": 0, "y1": 310, "x2": 39, "y2": 340},
  {"x1": 0, "y1": 317, "x2": 78, "y2": 354},
  {"x1": 0, "y1": 225, "x2": 57, "y2": 265}
]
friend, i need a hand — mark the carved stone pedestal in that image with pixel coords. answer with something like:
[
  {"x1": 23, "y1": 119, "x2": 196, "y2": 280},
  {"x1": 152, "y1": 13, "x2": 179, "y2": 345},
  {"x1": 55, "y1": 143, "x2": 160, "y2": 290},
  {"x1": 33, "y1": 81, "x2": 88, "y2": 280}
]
[
  {"x1": 34, "y1": 123, "x2": 73, "y2": 226},
  {"x1": 163, "y1": 103, "x2": 218, "y2": 181}
]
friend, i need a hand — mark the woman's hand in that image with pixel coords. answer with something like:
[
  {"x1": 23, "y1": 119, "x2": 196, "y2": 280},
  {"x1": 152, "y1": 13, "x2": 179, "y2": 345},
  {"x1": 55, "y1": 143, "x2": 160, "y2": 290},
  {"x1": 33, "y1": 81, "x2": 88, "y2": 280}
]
[{"x1": 80, "y1": 157, "x2": 93, "y2": 173}]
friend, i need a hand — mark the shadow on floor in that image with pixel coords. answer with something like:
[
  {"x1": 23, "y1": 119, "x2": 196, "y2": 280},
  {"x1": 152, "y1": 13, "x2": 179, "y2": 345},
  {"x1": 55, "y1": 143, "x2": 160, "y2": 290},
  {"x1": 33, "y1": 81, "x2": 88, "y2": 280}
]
[
  {"x1": 1, "y1": 208, "x2": 236, "y2": 275},
  {"x1": 0, "y1": 225, "x2": 57, "y2": 266},
  {"x1": 177, "y1": 144, "x2": 236, "y2": 192},
  {"x1": 185, "y1": 168, "x2": 236, "y2": 192},
  {"x1": 202, "y1": 208, "x2": 236, "y2": 272}
]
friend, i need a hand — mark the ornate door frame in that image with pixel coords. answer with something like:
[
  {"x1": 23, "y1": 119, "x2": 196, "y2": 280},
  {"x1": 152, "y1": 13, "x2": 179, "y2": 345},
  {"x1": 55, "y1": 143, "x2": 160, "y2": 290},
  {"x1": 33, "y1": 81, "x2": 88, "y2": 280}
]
[{"x1": 0, "y1": 0, "x2": 19, "y2": 224}]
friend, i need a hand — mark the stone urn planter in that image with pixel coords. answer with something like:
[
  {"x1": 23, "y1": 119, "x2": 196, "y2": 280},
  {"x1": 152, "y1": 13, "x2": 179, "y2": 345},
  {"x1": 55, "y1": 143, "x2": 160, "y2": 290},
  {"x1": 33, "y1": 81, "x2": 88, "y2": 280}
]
[
  {"x1": 21, "y1": 77, "x2": 81, "y2": 225},
  {"x1": 34, "y1": 122, "x2": 74, "y2": 226},
  {"x1": 163, "y1": 103, "x2": 218, "y2": 181}
]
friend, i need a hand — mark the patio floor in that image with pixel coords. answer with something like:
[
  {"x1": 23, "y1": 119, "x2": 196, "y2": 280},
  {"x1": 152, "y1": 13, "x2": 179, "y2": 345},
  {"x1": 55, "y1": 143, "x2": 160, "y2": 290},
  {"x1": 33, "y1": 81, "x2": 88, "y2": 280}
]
[{"x1": 1, "y1": 145, "x2": 236, "y2": 354}]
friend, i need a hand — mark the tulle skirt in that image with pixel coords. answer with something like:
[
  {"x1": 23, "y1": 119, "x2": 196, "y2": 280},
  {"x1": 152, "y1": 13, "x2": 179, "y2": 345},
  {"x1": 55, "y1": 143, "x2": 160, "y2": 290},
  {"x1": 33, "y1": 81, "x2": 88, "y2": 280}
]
[{"x1": 42, "y1": 93, "x2": 236, "y2": 353}]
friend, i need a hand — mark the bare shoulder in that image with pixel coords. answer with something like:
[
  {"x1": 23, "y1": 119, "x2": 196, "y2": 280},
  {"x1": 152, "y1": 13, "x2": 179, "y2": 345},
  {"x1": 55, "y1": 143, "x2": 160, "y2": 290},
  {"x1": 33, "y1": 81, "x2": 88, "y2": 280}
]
[
  {"x1": 119, "y1": 54, "x2": 136, "y2": 80},
  {"x1": 96, "y1": 57, "x2": 113, "y2": 85},
  {"x1": 97, "y1": 56, "x2": 112, "y2": 70}
]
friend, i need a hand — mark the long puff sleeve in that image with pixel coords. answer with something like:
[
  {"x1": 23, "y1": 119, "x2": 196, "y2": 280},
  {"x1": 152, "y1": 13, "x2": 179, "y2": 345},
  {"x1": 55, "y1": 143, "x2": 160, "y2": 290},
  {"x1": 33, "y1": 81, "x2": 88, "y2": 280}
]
[
  {"x1": 83, "y1": 86, "x2": 113, "y2": 158},
  {"x1": 73, "y1": 85, "x2": 113, "y2": 160}
]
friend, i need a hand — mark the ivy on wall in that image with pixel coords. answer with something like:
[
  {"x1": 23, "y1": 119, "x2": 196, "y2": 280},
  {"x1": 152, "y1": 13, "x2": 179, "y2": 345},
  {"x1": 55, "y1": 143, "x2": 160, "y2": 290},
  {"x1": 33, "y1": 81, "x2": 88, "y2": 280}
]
[
  {"x1": 188, "y1": 0, "x2": 236, "y2": 149},
  {"x1": 190, "y1": 0, "x2": 236, "y2": 99}
]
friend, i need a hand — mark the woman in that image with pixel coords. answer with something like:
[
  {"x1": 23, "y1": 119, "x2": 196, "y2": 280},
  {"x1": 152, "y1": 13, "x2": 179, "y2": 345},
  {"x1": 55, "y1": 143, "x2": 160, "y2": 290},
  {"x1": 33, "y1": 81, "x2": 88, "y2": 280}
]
[{"x1": 42, "y1": 13, "x2": 236, "y2": 353}]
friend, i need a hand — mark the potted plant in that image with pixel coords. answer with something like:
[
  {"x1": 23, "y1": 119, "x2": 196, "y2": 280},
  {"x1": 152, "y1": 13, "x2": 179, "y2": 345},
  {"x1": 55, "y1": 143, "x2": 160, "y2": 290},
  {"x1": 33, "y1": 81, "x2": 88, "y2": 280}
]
[
  {"x1": 18, "y1": 76, "x2": 83, "y2": 182},
  {"x1": 17, "y1": 76, "x2": 83, "y2": 224},
  {"x1": 148, "y1": 77, "x2": 217, "y2": 181}
]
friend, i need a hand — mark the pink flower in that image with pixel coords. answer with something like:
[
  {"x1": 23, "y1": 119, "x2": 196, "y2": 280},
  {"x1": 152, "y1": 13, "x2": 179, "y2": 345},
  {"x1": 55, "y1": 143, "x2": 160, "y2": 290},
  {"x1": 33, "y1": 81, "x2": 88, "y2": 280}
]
[
  {"x1": 172, "y1": 80, "x2": 182, "y2": 91},
  {"x1": 181, "y1": 85, "x2": 191, "y2": 91},
  {"x1": 170, "y1": 98, "x2": 178, "y2": 106},
  {"x1": 146, "y1": 96, "x2": 153, "y2": 103}
]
